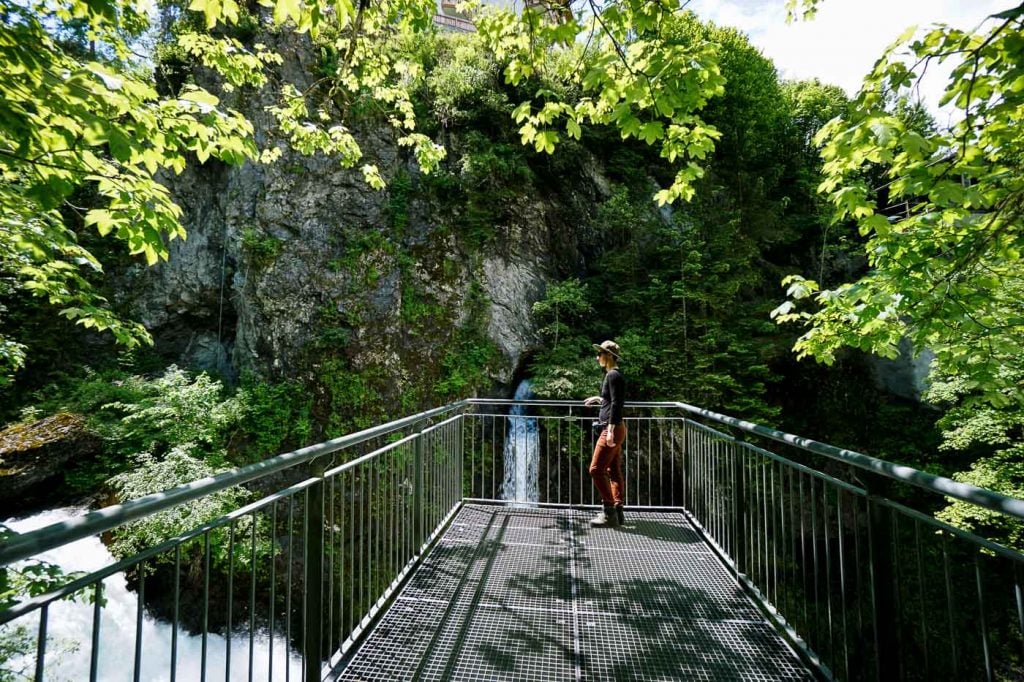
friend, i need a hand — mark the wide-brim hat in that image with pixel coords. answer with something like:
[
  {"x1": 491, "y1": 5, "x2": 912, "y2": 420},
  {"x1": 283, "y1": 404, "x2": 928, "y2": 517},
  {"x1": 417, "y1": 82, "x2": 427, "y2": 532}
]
[{"x1": 592, "y1": 340, "x2": 622, "y2": 360}]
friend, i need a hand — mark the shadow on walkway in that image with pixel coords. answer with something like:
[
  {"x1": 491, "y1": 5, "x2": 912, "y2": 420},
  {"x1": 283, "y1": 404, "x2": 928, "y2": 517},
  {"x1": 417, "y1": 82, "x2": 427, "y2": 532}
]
[{"x1": 334, "y1": 504, "x2": 814, "y2": 681}]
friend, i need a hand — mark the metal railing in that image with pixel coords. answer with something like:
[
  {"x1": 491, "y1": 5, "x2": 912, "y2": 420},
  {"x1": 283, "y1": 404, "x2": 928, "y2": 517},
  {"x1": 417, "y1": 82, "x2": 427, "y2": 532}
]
[
  {"x1": 2, "y1": 399, "x2": 1022, "y2": 681},
  {"x1": 432, "y1": 13, "x2": 475, "y2": 32},
  {"x1": 0, "y1": 402, "x2": 465, "y2": 682},
  {"x1": 668, "y1": 402, "x2": 1024, "y2": 682}
]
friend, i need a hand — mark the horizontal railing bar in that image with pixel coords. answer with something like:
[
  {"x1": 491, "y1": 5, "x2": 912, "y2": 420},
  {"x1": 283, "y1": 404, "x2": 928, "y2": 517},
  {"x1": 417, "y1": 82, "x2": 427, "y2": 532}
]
[
  {"x1": 322, "y1": 432, "x2": 420, "y2": 479},
  {"x1": 685, "y1": 419, "x2": 737, "y2": 442},
  {"x1": 463, "y1": 412, "x2": 687, "y2": 421},
  {"x1": 467, "y1": 399, "x2": 677, "y2": 407},
  {"x1": 876, "y1": 494, "x2": 1024, "y2": 563},
  {"x1": 468, "y1": 395, "x2": 688, "y2": 411},
  {"x1": 0, "y1": 401, "x2": 467, "y2": 566},
  {"x1": 0, "y1": 476, "x2": 320, "y2": 624},
  {"x1": 734, "y1": 438, "x2": 866, "y2": 496},
  {"x1": 474, "y1": 399, "x2": 1024, "y2": 519},
  {"x1": 461, "y1": 498, "x2": 690, "y2": 512},
  {"x1": 4, "y1": 416, "x2": 462, "y2": 620},
  {"x1": 670, "y1": 401, "x2": 1024, "y2": 521},
  {"x1": 419, "y1": 414, "x2": 463, "y2": 436}
]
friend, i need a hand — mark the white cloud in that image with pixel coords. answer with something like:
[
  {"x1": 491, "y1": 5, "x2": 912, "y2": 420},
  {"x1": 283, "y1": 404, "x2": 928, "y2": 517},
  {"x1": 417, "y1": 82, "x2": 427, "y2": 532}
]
[{"x1": 685, "y1": 0, "x2": 1007, "y2": 122}]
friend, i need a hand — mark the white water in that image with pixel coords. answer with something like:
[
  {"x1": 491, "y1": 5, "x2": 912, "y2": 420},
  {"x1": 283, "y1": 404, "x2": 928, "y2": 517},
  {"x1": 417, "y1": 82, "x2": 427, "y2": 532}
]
[
  {"x1": 501, "y1": 380, "x2": 540, "y2": 504},
  {"x1": 1, "y1": 509, "x2": 302, "y2": 681}
]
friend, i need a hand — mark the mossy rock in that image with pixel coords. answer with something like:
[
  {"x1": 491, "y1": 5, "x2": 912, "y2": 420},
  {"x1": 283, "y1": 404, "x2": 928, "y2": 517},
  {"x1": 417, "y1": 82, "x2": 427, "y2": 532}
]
[{"x1": 0, "y1": 413, "x2": 102, "y2": 516}]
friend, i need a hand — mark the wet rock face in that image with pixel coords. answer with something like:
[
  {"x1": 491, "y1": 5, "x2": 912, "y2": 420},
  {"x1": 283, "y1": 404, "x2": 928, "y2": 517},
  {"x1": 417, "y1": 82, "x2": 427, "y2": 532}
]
[
  {"x1": 0, "y1": 413, "x2": 102, "y2": 516},
  {"x1": 483, "y1": 256, "x2": 546, "y2": 375},
  {"x1": 117, "y1": 32, "x2": 605, "y2": 401}
]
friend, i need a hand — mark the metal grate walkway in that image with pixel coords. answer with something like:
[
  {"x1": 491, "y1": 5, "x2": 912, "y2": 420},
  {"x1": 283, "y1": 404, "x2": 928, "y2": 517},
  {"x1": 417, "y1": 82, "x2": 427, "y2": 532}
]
[{"x1": 335, "y1": 504, "x2": 815, "y2": 681}]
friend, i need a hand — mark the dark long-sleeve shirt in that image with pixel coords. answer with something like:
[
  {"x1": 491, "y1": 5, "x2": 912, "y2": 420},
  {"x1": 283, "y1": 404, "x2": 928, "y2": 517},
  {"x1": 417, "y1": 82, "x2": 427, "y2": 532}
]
[{"x1": 598, "y1": 369, "x2": 625, "y2": 425}]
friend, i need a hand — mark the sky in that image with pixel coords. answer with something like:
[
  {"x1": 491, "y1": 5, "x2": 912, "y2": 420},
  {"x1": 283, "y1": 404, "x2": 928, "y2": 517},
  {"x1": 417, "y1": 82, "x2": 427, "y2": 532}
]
[{"x1": 684, "y1": 0, "x2": 1008, "y2": 124}]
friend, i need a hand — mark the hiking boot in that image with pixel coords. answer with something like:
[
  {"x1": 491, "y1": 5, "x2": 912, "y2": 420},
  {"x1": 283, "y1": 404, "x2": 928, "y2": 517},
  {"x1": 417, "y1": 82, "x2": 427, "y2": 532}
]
[
  {"x1": 614, "y1": 504, "x2": 625, "y2": 526},
  {"x1": 590, "y1": 505, "x2": 619, "y2": 528}
]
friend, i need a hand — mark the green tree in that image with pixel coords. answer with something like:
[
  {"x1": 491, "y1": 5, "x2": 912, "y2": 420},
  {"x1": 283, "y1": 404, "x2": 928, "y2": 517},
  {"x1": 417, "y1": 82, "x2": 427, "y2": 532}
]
[
  {"x1": 532, "y1": 277, "x2": 592, "y2": 351},
  {"x1": 927, "y1": 359, "x2": 1024, "y2": 549},
  {"x1": 0, "y1": 0, "x2": 266, "y2": 379},
  {"x1": 779, "y1": 79, "x2": 852, "y2": 285},
  {"x1": 773, "y1": 4, "x2": 1024, "y2": 411},
  {"x1": 578, "y1": 14, "x2": 800, "y2": 419},
  {"x1": 530, "y1": 278, "x2": 595, "y2": 399}
]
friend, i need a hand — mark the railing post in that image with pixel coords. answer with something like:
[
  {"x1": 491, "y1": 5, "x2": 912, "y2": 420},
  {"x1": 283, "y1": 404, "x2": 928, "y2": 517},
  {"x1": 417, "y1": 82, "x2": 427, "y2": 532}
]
[
  {"x1": 865, "y1": 475, "x2": 899, "y2": 681},
  {"x1": 681, "y1": 419, "x2": 691, "y2": 511},
  {"x1": 304, "y1": 457, "x2": 325, "y2": 682},
  {"x1": 732, "y1": 442, "x2": 746, "y2": 576},
  {"x1": 457, "y1": 414, "x2": 465, "y2": 501},
  {"x1": 414, "y1": 431, "x2": 424, "y2": 553}
]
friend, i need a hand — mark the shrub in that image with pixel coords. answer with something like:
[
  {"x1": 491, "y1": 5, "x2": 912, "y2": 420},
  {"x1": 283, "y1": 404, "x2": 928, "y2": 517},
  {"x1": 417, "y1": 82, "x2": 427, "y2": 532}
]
[{"x1": 106, "y1": 445, "x2": 263, "y2": 572}]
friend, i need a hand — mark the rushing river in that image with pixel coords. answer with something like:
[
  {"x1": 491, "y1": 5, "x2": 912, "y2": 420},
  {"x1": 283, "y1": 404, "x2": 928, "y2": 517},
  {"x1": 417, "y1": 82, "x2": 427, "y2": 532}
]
[{"x1": 1, "y1": 509, "x2": 302, "y2": 681}]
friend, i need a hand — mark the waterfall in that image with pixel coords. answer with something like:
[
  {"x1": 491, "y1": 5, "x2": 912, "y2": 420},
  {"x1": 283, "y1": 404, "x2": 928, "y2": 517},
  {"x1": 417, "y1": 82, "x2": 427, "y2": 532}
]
[
  {"x1": 1, "y1": 509, "x2": 302, "y2": 681},
  {"x1": 501, "y1": 379, "x2": 540, "y2": 504}
]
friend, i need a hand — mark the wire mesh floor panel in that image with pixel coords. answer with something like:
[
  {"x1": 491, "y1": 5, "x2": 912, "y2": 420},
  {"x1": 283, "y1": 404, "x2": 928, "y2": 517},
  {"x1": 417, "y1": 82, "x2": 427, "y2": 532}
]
[
  {"x1": 578, "y1": 614, "x2": 814, "y2": 681},
  {"x1": 576, "y1": 515, "x2": 707, "y2": 553},
  {"x1": 335, "y1": 504, "x2": 814, "y2": 681}
]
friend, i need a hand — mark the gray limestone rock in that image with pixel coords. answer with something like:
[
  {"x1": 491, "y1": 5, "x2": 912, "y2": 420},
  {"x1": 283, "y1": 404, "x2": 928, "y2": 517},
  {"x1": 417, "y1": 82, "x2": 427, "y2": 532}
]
[{"x1": 111, "y1": 30, "x2": 606, "y2": 405}]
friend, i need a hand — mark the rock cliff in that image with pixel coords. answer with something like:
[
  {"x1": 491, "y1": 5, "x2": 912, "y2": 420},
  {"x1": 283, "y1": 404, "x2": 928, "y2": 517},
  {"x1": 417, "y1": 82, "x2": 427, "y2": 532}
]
[{"x1": 117, "y1": 34, "x2": 605, "y2": 415}]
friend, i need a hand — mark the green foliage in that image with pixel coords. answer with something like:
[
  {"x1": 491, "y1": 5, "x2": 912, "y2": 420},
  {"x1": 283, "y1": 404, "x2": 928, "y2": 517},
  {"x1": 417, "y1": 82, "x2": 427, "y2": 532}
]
[
  {"x1": 31, "y1": 362, "x2": 325, "y2": 462},
  {"x1": 187, "y1": 0, "x2": 728, "y2": 206},
  {"x1": 477, "y1": 0, "x2": 725, "y2": 205},
  {"x1": 773, "y1": 5, "x2": 1024, "y2": 411},
  {"x1": 777, "y1": 79, "x2": 855, "y2": 287},
  {"x1": 319, "y1": 357, "x2": 389, "y2": 434},
  {"x1": 6, "y1": 365, "x2": 312, "y2": 577},
  {"x1": 524, "y1": 15, "x2": 808, "y2": 420},
  {"x1": 0, "y1": 0, "x2": 262, "y2": 375},
  {"x1": 435, "y1": 333, "x2": 500, "y2": 401},
  {"x1": 13, "y1": 364, "x2": 298, "y2": 490},
  {"x1": 90, "y1": 366, "x2": 240, "y2": 458},
  {"x1": 927, "y1": 364, "x2": 1024, "y2": 549},
  {"x1": 328, "y1": 229, "x2": 395, "y2": 286},
  {"x1": 0, "y1": 623, "x2": 33, "y2": 682},
  {"x1": 668, "y1": 14, "x2": 786, "y2": 184},
  {"x1": 0, "y1": 523, "x2": 88, "y2": 682},
  {"x1": 435, "y1": 132, "x2": 535, "y2": 247},
  {"x1": 231, "y1": 375, "x2": 313, "y2": 463},
  {"x1": 400, "y1": 278, "x2": 443, "y2": 326},
  {"x1": 424, "y1": 34, "x2": 506, "y2": 128},
  {"x1": 530, "y1": 278, "x2": 598, "y2": 399},
  {"x1": 241, "y1": 227, "x2": 284, "y2": 270},
  {"x1": 4, "y1": 0, "x2": 750, "y2": 384},
  {"x1": 582, "y1": 178, "x2": 781, "y2": 419},
  {"x1": 935, "y1": 445, "x2": 1024, "y2": 551},
  {"x1": 0, "y1": 533, "x2": 85, "y2": 612},
  {"x1": 105, "y1": 445, "x2": 264, "y2": 571},
  {"x1": 531, "y1": 343, "x2": 600, "y2": 400},
  {"x1": 386, "y1": 171, "x2": 412, "y2": 233},
  {"x1": 782, "y1": 79, "x2": 848, "y2": 152},
  {"x1": 532, "y1": 278, "x2": 592, "y2": 350}
]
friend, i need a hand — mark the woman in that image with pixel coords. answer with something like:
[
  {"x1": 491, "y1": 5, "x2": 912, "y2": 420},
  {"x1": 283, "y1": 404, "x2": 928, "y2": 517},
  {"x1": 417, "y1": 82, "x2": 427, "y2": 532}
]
[{"x1": 583, "y1": 340, "x2": 626, "y2": 527}]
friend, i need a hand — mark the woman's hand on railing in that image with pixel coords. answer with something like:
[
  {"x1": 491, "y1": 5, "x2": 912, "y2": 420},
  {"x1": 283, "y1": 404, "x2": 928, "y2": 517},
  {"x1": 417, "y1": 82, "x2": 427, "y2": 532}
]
[{"x1": 583, "y1": 396, "x2": 604, "y2": 407}]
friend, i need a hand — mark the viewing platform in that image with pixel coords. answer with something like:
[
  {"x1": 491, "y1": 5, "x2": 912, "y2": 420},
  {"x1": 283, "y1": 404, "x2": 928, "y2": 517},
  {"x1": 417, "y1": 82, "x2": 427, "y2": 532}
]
[
  {"x1": 336, "y1": 503, "x2": 812, "y2": 680},
  {"x1": 3, "y1": 399, "x2": 1023, "y2": 681}
]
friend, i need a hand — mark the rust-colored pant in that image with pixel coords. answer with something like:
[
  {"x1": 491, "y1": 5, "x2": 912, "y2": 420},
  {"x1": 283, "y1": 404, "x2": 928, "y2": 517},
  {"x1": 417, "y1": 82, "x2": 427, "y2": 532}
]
[{"x1": 589, "y1": 423, "x2": 627, "y2": 506}]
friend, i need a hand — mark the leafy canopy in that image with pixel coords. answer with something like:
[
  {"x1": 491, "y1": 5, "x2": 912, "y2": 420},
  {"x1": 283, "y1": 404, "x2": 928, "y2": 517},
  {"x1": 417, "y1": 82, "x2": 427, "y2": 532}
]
[
  {"x1": 772, "y1": 4, "x2": 1024, "y2": 410},
  {"x1": 0, "y1": 0, "x2": 264, "y2": 379},
  {"x1": 1, "y1": 0, "x2": 728, "y2": 379}
]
